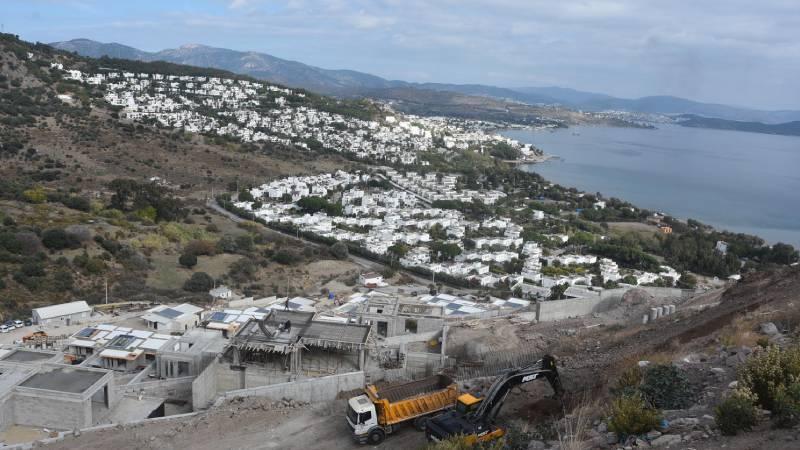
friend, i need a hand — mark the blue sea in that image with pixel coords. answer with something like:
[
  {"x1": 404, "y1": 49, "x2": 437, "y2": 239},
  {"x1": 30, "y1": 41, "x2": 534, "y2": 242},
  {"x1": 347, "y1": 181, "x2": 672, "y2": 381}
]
[{"x1": 504, "y1": 124, "x2": 800, "y2": 247}]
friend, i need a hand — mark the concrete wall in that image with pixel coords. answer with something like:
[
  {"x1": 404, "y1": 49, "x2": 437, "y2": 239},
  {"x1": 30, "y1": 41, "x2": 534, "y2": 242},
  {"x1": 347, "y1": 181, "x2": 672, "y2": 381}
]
[
  {"x1": 215, "y1": 364, "x2": 245, "y2": 392},
  {"x1": 0, "y1": 393, "x2": 12, "y2": 432},
  {"x1": 191, "y1": 359, "x2": 219, "y2": 410},
  {"x1": 537, "y1": 286, "x2": 691, "y2": 322},
  {"x1": 536, "y1": 296, "x2": 619, "y2": 322},
  {"x1": 117, "y1": 377, "x2": 194, "y2": 401},
  {"x1": 383, "y1": 329, "x2": 441, "y2": 346},
  {"x1": 12, "y1": 391, "x2": 91, "y2": 430},
  {"x1": 216, "y1": 371, "x2": 365, "y2": 405}
]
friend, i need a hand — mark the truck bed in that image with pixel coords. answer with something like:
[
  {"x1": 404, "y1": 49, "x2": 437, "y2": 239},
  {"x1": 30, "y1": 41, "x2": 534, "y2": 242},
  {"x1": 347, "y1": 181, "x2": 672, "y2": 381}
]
[{"x1": 375, "y1": 374, "x2": 454, "y2": 403}]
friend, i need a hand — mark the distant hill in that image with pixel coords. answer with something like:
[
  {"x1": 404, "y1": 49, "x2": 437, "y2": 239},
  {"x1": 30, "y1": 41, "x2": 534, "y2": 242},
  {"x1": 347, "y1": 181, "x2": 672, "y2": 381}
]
[
  {"x1": 51, "y1": 38, "x2": 800, "y2": 125},
  {"x1": 676, "y1": 114, "x2": 800, "y2": 137}
]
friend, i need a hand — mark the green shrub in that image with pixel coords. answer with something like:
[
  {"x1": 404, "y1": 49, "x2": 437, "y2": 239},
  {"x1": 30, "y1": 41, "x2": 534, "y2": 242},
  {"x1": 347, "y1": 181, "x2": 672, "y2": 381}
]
[
  {"x1": 179, "y1": 253, "x2": 197, "y2": 269},
  {"x1": 640, "y1": 364, "x2": 693, "y2": 409},
  {"x1": 611, "y1": 364, "x2": 643, "y2": 398},
  {"x1": 738, "y1": 345, "x2": 800, "y2": 411},
  {"x1": 715, "y1": 388, "x2": 758, "y2": 436},
  {"x1": 184, "y1": 272, "x2": 213, "y2": 292},
  {"x1": 608, "y1": 394, "x2": 662, "y2": 436},
  {"x1": 773, "y1": 381, "x2": 800, "y2": 429},
  {"x1": 41, "y1": 228, "x2": 80, "y2": 250}
]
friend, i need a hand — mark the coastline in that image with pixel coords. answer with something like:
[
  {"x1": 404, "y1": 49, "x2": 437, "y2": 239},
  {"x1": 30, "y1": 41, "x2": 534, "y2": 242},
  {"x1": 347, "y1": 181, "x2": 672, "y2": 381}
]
[{"x1": 501, "y1": 125, "x2": 800, "y2": 247}]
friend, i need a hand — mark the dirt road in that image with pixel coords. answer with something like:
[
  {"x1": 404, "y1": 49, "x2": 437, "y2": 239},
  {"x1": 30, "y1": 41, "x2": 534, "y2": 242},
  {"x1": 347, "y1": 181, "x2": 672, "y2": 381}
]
[{"x1": 44, "y1": 399, "x2": 425, "y2": 450}]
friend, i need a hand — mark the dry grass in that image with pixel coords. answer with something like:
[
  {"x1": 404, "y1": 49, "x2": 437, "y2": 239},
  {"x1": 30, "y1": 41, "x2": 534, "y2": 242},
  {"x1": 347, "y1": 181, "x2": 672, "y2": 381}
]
[{"x1": 558, "y1": 396, "x2": 598, "y2": 450}]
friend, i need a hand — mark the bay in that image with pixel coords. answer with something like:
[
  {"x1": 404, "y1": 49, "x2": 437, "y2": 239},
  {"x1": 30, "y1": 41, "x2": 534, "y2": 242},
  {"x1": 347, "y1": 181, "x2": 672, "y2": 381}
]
[{"x1": 503, "y1": 124, "x2": 800, "y2": 247}]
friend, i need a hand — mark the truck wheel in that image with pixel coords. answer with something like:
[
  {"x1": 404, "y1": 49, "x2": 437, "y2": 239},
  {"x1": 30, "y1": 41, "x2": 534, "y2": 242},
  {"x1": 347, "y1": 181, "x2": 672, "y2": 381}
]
[
  {"x1": 368, "y1": 429, "x2": 385, "y2": 444},
  {"x1": 413, "y1": 416, "x2": 428, "y2": 431}
]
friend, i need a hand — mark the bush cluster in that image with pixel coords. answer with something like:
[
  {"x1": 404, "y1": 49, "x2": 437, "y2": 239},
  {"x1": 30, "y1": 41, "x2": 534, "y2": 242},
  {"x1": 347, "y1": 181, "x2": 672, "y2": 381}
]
[
  {"x1": 715, "y1": 388, "x2": 758, "y2": 436},
  {"x1": 735, "y1": 345, "x2": 800, "y2": 428},
  {"x1": 608, "y1": 394, "x2": 662, "y2": 436}
]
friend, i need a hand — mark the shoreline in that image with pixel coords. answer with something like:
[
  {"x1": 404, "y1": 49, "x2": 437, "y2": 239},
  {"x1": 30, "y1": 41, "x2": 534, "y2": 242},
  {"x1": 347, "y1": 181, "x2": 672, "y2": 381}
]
[{"x1": 501, "y1": 126, "x2": 800, "y2": 247}]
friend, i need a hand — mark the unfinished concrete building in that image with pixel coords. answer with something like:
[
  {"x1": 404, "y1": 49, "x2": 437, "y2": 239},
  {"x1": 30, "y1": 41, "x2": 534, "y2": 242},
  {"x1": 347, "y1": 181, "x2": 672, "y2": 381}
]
[
  {"x1": 353, "y1": 296, "x2": 445, "y2": 338},
  {"x1": 155, "y1": 329, "x2": 225, "y2": 379},
  {"x1": 226, "y1": 310, "x2": 371, "y2": 382},
  {"x1": 0, "y1": 361, "x2": 116, "y2": 432}
]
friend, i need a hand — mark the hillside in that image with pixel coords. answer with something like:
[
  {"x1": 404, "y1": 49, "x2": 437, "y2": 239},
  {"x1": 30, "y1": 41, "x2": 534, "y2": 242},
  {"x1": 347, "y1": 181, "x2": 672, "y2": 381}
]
[
  {"x1": 676, "y1": 114, "x2": 800, "y2": 137},
  {"x1": 52, "y1": 38, "x2": 800, "y2": 125},
  {"x1": 0, "y1": 34, "x2": 363, "y2": 322}
]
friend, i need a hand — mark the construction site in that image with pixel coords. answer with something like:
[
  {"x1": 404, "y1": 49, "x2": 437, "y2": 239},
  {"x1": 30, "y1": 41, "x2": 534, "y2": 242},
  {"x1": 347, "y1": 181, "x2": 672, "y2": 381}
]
[{"x1": 1, "y1": 267, "x2": 799, "y2": 449}]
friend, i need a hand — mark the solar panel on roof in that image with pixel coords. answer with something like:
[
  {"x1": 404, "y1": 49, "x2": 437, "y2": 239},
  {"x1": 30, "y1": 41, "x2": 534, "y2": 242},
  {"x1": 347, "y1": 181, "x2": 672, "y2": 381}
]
[
  {"x1": 209, "y1": 312, "x2": 226, "y2": 321},
  {"x1": 445, "y1": 303, "x2": 462, "y2": 310},
  {"x1": 108, "y1": 334, "x2": 137, "y2": 349},
  {"x1": 75, "y1": 328, "x2": 95, "y2": 338},
  {"x1": 157, "y1": 308, "x2": 182, "y2": 319}
]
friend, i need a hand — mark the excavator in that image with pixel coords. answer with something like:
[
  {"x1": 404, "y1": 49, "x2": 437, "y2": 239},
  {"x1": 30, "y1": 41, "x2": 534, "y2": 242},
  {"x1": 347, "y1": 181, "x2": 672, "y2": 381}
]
[{"x1": 425, "y1": 355, "x2": 564, "y2": 444}]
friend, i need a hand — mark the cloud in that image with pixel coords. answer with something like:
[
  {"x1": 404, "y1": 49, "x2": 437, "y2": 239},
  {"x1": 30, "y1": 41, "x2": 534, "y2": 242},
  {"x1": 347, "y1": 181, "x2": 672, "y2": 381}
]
[{"x1": 10, "y1": 0, "x2": 800, "y2": 109}]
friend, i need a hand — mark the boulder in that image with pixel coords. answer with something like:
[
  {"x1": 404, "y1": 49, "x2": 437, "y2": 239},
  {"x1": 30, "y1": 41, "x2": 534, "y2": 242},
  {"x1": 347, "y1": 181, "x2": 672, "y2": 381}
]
[
  {"x1": 646, "y1": 430, "x2": 662, "y2": 440},
  {"x1": 651, "y1": 434, "x2": 682, "y2": 447},
  {"x1": 760, "y1": 322, "x2": 779, "y2": 336},
  {"x1": 527, "y1": 440, "x2": 546, "y2": 450}
]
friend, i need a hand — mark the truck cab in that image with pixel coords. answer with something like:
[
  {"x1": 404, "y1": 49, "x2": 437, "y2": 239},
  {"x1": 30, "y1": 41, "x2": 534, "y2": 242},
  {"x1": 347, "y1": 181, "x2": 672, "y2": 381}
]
[{"x1": 346, "y1": 395, "x2": 380, "y2": 444}]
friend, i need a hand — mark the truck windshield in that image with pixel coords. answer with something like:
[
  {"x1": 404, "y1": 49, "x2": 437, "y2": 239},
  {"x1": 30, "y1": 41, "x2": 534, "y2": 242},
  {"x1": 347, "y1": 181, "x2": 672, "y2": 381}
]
[{"x1": 358, "y1": 411, "x2": 372, "y2": 423}]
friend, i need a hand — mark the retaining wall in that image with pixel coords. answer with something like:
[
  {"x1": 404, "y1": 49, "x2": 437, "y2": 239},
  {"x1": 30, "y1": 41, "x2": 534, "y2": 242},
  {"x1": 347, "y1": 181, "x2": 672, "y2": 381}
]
[
  {"x1": 215, "y1": 371, "x2": 365, "y2": 405},
  {"x1": 537, "y1": 286, "x2": 692, "y2": 322},
  {"x1": 536, "y1": 296, "x2": 619, "y2": 322}
]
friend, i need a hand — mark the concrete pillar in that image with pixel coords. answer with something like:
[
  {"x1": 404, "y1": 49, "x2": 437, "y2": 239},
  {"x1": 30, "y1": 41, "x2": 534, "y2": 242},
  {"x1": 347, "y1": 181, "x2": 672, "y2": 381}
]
[
  {"x1": 655, "y1": 307, "x2": 663, "y2": 318},
  {"x1": 662, "y1": 306, "x2": 670, "y2": 317},
  {"x1": 440, "y1": 325, "x2": 449, "y2": 366},
  {"x1": 642, "y1": 314, "x2": 649, "y2": 325},
  {"x1": 669, "y1": 305, "x2": 676, "y2": 314},
  {"x1": 649, "y1": 308, "x2": 658, "y2": 322},
  {"x1": 358, "y1": 348, "x2": 365, "y2": 371}
]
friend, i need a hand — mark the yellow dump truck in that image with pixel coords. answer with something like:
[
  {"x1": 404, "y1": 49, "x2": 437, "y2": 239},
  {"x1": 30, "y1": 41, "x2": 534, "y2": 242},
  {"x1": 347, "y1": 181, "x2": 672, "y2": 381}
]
[{"x1": 347, "y1": 374, "x2": 459, "y2": 444}]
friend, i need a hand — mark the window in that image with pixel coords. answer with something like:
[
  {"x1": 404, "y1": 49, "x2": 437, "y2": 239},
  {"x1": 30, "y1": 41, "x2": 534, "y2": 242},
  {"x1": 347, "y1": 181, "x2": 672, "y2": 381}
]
[
  {"x1": 359, "y1": 411, "x2": 372, "y2": 424},
  {"x1": 405, "y1": 318, "x2": 418, "y2": 334}
]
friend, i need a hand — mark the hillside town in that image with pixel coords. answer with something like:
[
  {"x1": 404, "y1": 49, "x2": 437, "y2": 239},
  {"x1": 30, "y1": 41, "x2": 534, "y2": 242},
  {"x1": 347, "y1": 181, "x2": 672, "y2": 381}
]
[
  {"x1": 61, "y1": 66, "x2": 541, "y2": 165},
  {"x1": 231, "y1": 169, "x2": 686, "y2": 295}
]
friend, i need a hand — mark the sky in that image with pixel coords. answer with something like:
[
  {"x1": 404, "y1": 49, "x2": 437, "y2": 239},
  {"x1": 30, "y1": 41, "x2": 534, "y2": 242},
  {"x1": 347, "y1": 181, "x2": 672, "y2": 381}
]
[{"x1": 4, "y1": 0, "x2": 800, "y2": 110}]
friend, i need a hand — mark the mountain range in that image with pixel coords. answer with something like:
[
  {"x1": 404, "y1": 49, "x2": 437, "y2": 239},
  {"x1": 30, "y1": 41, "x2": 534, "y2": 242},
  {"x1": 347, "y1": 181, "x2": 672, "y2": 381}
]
[{"x1": 52, "y1": 38, "x2": 800, "y2": 124}]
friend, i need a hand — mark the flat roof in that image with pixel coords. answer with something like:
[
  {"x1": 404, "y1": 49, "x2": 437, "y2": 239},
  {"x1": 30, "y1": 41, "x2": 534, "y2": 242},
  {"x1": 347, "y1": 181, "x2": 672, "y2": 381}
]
[
  {"x1": 19, "y1": 367, "x2": 105, "y2": 394},
  {"x1": 33, "y1": 301, "x2": 91, "y2": 319},
  {"x1": 302, "y1": 321, "x2": 370, "y2": 345},
  {"x1": 1, "y1": 350, "x2": 56, "y2": 363}
]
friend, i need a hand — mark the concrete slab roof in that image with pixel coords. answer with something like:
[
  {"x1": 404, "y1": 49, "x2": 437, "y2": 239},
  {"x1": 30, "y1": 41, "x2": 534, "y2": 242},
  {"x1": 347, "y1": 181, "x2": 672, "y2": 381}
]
[
  {"x1": 0, "y1": 350, "x2": 57, "y2": 363},
  {"x1": 302, "y1": 321, "x2": 370, "y2": 345},
  {"x1": 19, "y1": 367, "x2": 106, "y2": 394}
]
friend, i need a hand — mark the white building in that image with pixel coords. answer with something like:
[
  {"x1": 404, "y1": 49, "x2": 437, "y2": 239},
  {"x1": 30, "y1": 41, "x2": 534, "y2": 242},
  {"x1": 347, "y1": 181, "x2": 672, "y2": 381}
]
[
  {"x1": 209, "y1": 285, "x2": 233, "y2": 300},
  {"x1": 599, "y1": 258, "x2": 621, "y2": 282},
  {"x1": 358, "y1": 272, "x2": 385, "y2": 287},
  {"x1": 141, "y1": 303, "x2": 205, "y2": 333},
  {"x1": 32, "y1": 301, "x2": 92, "y2": 326}
]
